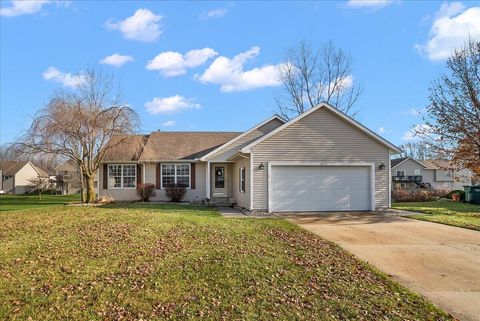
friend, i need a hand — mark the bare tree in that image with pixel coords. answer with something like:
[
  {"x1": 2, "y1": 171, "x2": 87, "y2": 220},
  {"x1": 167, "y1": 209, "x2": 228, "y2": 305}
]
[
  {"x1": 27, "y1": 176, "x2": 51, "y2": 200},
  {"x1": 276, "y1": 41, "x2": 362, "y2": 119},
  {"x1": 17, "y1": 68, "x2": 139, "y2": 203},
  {"x1": 418, "y1": 37, "x2": 480, "y2": 179},
  {"x1": 396, "y1": 142, "x2": 438, "y2": 160}
]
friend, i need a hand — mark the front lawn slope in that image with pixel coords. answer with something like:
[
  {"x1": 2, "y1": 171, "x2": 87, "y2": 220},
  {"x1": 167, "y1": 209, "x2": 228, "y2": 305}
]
[
  {"x1": 0, "y1": 204, "x2": 450, "y2": 320},
  {"x1": 393, "y1": 200, "x2": 480, "y2": 230}
]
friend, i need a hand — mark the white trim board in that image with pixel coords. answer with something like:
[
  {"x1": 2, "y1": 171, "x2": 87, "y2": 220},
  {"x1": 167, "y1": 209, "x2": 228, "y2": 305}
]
[
  {"x1": 267, "y1": 161, "x2": 376, "y2": 213},
  {"x1": 200, "y1": 115, "x2": 286, "y2": 161},
  {"x1": 242, "y1": 102, "x2": 401, "y2": 154}
]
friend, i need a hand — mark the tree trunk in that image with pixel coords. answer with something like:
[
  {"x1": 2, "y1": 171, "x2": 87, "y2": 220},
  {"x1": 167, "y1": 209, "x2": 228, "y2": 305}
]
[{"x1": 85, "y1": 175, "x2": 96, "y2": 203}]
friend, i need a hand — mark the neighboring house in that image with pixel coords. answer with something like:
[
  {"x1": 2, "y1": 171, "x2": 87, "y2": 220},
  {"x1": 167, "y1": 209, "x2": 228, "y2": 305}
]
[
  {"x1": 0, "y1": 161, "x2": 49, "y2": 194},
  {"x1": 391, "y1": 157, "x2": 472, "y2": 192},
  {"x1": 99, "y1": 102, "x2": 400, "y2": 212},
  {"x1": 55, "y1": 160, "x2": 82, "y2": 195}
]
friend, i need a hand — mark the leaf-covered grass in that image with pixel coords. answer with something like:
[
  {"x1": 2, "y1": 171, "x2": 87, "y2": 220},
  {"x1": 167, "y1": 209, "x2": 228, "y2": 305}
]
[
  {"x1": 0, "y1": 204, "x2": 451, "y2": 320},
  {"x1": 0, "y1": 194, "x2": 81, "y2": 211},
  {"x1": 393, "y1": 200, "x2": 480, "y2": 231}
]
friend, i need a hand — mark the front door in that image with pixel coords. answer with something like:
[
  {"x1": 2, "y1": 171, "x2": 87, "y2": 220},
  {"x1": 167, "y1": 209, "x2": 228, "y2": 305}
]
[{"x1": 212, "y1": 166, "x2": 227, "y2": 197}]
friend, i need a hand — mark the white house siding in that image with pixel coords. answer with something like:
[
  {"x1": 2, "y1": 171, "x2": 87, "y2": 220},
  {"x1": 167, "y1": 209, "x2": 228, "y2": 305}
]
[
  {"x1": 14, "y1": 163, "x2": 41, "y2": 194},
  {"x1": 231, "y1": 156, "x2": 250, "y2": 209},
  {"x1": 251, "y1": 107, "x2": 391, "y2": 211},
  {"x1": 208, "y1": 119, "x2": 284, "y2": 162},
  {"x1": 392, "y1": 159, "x2": 426, "y2": 176}
]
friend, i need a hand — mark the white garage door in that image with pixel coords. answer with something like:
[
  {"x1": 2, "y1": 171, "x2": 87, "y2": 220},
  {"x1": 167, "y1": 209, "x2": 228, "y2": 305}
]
[{"x1": 270, "y1": 165, "x2": 371, "y2": 212}]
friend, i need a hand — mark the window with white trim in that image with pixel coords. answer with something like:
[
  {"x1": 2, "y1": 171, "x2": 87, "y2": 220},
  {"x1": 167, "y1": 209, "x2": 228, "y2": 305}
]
[
  {"x1": 396, "y1": 170, "x2": 405, "y2": 177},
  {"x1": 414, "y1": 169, "x2": 421, "y2": 175},
  {"x1": 239, "y1": 167, "x2": 246, "y2": 193},
  {"x1": 161, "y1": 163, "x2": 190, "y2": 189},
  {"x1": 108, "y1": 164, "x2": 136, "y2": 189}
]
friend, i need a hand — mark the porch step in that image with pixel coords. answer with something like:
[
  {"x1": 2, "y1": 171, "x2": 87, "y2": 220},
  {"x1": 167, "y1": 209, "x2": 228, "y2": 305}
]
[{"x1": 211, "y1": 197, "x2": 236, "y2": 207}]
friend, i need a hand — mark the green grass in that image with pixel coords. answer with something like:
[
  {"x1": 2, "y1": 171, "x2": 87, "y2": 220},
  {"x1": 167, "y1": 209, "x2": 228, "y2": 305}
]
[
  {"x1": 0, "y1": 204, "x2": 450, "y2": 320},
  {"x1": 393, "y1": 200, "x2": 480, "y2": 230},
  {"x1": 0, "y1": 194, "x2": 80, "y2": 211}
]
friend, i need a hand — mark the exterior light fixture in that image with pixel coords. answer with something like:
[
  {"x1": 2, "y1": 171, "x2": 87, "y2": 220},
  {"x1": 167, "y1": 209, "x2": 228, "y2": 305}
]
[
  {"x1": 379, "y1": 162, "x2": 386, "y2": 170},
  {"x1": 259, "y1": 162, "x2": 265, "y2": 170}
]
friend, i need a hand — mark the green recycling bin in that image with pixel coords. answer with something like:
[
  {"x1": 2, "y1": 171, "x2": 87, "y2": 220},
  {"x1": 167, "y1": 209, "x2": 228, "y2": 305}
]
[{"x1": 464, "y1": 186, "x2": 480, "y2": 204}]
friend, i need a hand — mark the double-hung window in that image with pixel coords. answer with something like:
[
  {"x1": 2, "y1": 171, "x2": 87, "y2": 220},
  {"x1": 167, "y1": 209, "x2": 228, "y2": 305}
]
[
  {"x1": 161, "y1": 163, "x2": 190, "y2": 189},
  {"x1": 239, "y1": 167, "x2": 246, "y2": 193},
  {"x1": 108, "y1": 164, "x2": 136, "y2": 189}
]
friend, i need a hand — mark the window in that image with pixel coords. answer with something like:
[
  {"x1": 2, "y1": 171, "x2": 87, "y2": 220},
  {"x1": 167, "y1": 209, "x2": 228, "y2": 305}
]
[
  {"x1": 161, "y1": 163, "x2": 190, "y2": 189},
  {"x1": 239, "y1": 167, "x2": 246, "y2": 193},
  {"x1": 108, "y1": 164, "x2": 136, "y2": 189},
  {"x1": 215, "y1": 166, "x2": 225, "y2": 188},
  {"x1": 414, "y1": 169, "x2": 421, "y2": 175},
  {"x1": 396, "y1": 170, "x2": 405, "y2": 177}
]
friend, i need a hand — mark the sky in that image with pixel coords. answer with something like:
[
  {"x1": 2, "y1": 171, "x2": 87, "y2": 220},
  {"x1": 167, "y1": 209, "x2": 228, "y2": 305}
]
[{"x1": 1, "y1": 0, "x2": 479, "y2": 147}]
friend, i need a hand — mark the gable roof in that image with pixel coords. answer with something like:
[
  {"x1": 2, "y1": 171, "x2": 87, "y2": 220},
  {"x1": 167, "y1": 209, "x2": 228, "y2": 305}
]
[
  {"x1": 0, "y1": 161, "x2": 30, "y2": 175},
  {"x1": 200, "y1": 115, "x2": 286, "y2": 161},
  {"x1": 103, "y1": 135, "x2": 149, "y2": 162},
  {"x1": 241, "y1": 102, "x2": 402, "y2": 153},
  {"x1": 139, "y1": 132, "x2": 241, "y2": 161},
  {"x1": 391, "y1": 157, "x2": 428, "y2": 169},
  {"x1": 33, "y1": 165, "x2": 50, "y2": 177}
]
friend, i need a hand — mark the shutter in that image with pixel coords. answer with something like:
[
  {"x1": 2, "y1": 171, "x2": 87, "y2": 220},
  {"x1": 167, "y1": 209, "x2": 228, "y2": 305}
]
[
  {"x1": 103, "y1": 164, "x2": 108, "y2": 189},
  {"x1": 137, "y1": 164, "x2": 142, "y2": 186},
  {"x1": 156, "y1": 163, "x2": 161, "y2": 189},
  {"x1": 191, "y1": 163, "x2": 196, "y2": 189}
]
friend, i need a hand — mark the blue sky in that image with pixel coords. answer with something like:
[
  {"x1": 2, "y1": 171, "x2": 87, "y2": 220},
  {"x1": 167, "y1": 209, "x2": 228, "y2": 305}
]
[{"x1": 1, "y1": 0, "x2": 479, "y2": 146}]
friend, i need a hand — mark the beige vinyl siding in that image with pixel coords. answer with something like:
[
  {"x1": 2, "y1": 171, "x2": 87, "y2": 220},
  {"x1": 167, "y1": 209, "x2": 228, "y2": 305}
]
[
  {"x1": 232, "y1": 156, "x2": 250, "y2": 208},
  {"x1": 14, "y1": 163, "x2": 41, "y2": 194},
  {"x1": 208, "y1": 119, "x2": 284, "y2": 162},
  {"x1": 99, "y1": 162, "x2": 207, "y2": 201},
  {"x1": 251, "y1": 107, "x2": 391, "y2": 210}
]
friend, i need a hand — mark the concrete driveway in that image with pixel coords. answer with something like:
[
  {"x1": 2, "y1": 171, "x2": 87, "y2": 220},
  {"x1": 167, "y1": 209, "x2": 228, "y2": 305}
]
[{"x1": 279, "y1": 212, "x2": 480, "y2": 321}]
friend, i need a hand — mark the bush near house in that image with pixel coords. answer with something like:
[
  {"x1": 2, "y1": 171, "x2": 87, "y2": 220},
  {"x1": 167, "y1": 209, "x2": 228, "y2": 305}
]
[
  {"x1": 445, "y1": 190, "x2": 465, "y2": 201},
  {"x1": 165, "y1": 184, "x2": 187, "y2": 202},
  {"x1": 392, "y1": 190, "x2": 444, "y2": 202},
  {"x1": 136, "y1": 183, "x2": 156, "y2": 202}
]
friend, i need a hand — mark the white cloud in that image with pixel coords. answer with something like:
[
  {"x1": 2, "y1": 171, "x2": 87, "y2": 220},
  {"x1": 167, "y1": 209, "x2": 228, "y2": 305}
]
[
  {"x1": 146, "y1": 48, "x2": 218, "y2": 77},
  {"x1": 105, "y1": 9, "x2": 163, "y2": 42},
  {"x1": 100, "y1": 53, "x2": 134, "y2": 67},
  {"x1": 346, "y1": 0, "x2": 393, "y2": 10},
  {"x1": 197, "y1": 47, "x2": 283, "y2": 92},
  {"x1": 162, "y1": 120, "x2": 176, "y2": 127},
  {"x1": 0, "y1": 0, "x2": 68, "y2": 17},
  {"x1": 200, "y1": 7, "x2": 228, "y2": 19},
  {"x1": 415, "y1": 3, "x2": 480, "y2": 61},
  {"x1": 43, "y1": 66, "x2": 85, "y2": 88},
  {"x1": 145, "y1": 95, "x2": 201, "y2": 115},
  {"x1": 379, "y1": 127, "x2": 386, "y2": 133},
  {"x1": 402, "y1": 124, "x2": 432, "y2": 141}
]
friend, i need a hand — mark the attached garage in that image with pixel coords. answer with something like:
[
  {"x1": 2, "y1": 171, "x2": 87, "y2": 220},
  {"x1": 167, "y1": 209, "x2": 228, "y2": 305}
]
[{"x1": 269, "y1": 163, "x2": 374, "y2": 212}]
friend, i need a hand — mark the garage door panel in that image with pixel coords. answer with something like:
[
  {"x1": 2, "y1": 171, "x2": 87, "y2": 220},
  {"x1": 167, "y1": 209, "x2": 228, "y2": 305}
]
[{"x1": 270, "y1": 165, "x2": 371, "y2": 212}]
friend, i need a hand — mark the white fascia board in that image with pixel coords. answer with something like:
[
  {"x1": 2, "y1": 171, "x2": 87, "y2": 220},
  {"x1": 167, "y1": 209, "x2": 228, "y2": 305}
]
[
  {"x1": 200, "y1": 115, "x2": 286, "y2": 161},
  {"x1": 242, "y1": 102, "x2": 402, "y2": 154}
]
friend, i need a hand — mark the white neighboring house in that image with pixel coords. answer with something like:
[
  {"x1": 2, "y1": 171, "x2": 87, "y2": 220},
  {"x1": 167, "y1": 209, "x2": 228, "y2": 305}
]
[
  {"x1": 0, "y1": 161, "x2": 50, "y2": 194},
  {"x1": 391, "y1": 157, "x2": 472, "y2": 192}
]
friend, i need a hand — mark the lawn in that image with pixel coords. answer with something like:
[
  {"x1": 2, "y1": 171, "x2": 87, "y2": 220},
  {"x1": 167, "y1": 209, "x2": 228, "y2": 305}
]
[
  {"x1": 0, "y1": 203, "x2": 450, "y2": 320},
  {"x1": 393, "y1": 200, "x2": 480, "y2": 231},
  {"x1": 0, "y1": 194, "x2": 80, "y2": 211}
]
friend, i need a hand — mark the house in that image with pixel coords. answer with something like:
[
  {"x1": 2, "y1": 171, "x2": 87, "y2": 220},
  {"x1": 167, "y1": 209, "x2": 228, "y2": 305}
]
[
  {"x1": 0, "y1": 161, "x2": 49, "y2": 194},
  {"x1": 391, "y1": 157, "x2": 472, "y2": 192},
  {"x1": 55, "y1": 160, "x2": 82, "y2": 195},
  {"x1": 99, "y1": 102, "x2": 401, "y2": 212}
]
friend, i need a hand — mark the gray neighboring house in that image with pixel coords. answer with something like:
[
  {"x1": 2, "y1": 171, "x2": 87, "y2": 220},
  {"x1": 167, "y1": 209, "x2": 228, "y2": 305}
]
[
  {"x1": 98, "y1": 102, "x2": 401, "y2": 212},
  {"x1": 55, "y1": 160, "x2": 83, "y2": 195},
  {"x1": 0, "y1": 161, "x2": 49, "y2": 194},
  {"x1": 391, "y1": 157, "x2": 472, "y2": 192}
]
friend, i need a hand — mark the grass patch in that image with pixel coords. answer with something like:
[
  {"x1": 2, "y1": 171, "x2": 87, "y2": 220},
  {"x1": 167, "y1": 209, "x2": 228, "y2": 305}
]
[
  {"x1": 0, "y1": 194, "x2": 81, "y2": 212},
  {"x1": 0, "y1": 204, "x2": 451, "y2": 320},
  {"x1": 393, "y1": 200, "x2": 480, "y2": 230}
]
